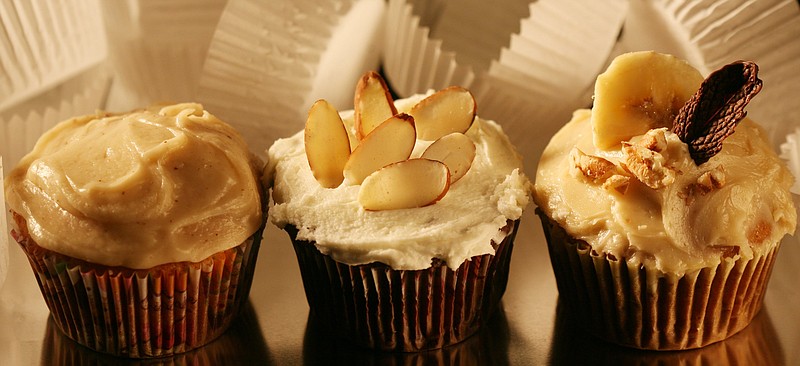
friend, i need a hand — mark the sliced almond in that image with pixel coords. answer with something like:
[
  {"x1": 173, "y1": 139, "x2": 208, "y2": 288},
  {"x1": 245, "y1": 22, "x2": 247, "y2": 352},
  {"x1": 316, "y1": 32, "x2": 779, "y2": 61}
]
[
  {"x1": 343, "y1": 113, "x2": 416, "y2": 185},
  {"x1": 421, "y1": 132, "x2": 476, "y2": 183},
  {"x1": 304, "y1": 99, "x2": 351, "y2": 188},
  {"x1": 359, "y1": 158, "x2": 450, "y2": 211},
  {"x1": 410, "y1": 86, "x2": 476, "y2": 141},
  {"x1": 354, "y1": 71, "x2": 397, "y2": 140}
]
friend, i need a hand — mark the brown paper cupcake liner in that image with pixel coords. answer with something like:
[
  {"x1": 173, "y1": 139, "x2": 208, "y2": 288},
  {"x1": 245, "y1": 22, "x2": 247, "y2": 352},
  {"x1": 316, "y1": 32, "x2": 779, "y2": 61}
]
[
  {"x1": 12, "y1": 212, "x2": 264, "y2": 358},
  {"x1": 287, "y1": 220, "x2": 519, "y2": 352},
  {"x1": 537, "y1": 208, "x2": 779, "y2": 350}
]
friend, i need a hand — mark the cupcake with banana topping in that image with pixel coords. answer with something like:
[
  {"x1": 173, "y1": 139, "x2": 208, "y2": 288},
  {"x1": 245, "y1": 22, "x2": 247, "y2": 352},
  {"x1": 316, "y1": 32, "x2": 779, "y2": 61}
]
[
  {"x1": 5, "y1": 103, "x2": 266, "y2": 357},
  {"x1": 533, "y1": 51, "x2": 796, "y2": 350},
  {"x1": 266, "y1": 72, "x2": 531, "y2": 351}
]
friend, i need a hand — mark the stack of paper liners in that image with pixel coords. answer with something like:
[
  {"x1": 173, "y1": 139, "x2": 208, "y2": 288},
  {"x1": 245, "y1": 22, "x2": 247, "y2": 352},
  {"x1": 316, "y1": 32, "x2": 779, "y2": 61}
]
[
  {"x1": 382, "y1": 0, "x2": 627, "y2": 174},
  {"x1": 619, "y1": 0, "x2": 800, "y2": 152},
  {"x1": 0, "y1": 0, "x2": 107, "y2": 112},
  {"x1": 0, "y1": 66, "x2": 110, "y2": 174},
  {"x1": 538, "y1": 212, "x2": 779, "y2": 350},
  {"x1": 100, "y1": 0, "x2": 227, "y2": 109},
  {"x1": 780, "y1": 128, "x2": 800, "y2": 194},
  {"x1": 287, "y1": 221, "x2": 519, "y2": 352},
  {"x1": 196, "y1": 0, "x2": 385, "y2": 156},
  {"x1": 11, "y1": 212, "x2": 265, "y2": 358}
]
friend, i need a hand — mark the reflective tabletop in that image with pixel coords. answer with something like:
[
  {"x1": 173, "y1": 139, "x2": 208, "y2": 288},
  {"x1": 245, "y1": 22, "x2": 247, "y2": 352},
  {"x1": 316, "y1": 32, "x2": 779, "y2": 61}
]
[{"x1": 1, "y1": 207, "x2": 799, "y2": 365}]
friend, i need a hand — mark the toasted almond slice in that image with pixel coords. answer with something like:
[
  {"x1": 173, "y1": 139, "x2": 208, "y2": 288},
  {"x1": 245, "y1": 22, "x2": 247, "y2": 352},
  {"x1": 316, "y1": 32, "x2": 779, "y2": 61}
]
[
  {"x1": 410, "y1": 86, "x2": 476, "y2": 141},
  {"x1": 343, "y1": 113, "x2": 416, "y2": 185},
  {"x1": 304, "y1": 100, "x2": 351, "y2": 188},
  {"x1": 421, "y1": 132, "x2": 476, "y2": 183},
  {"x1": 354, "y1": 71, "x2": 397, "y2": 140},
  {"x1": 359, "y1": 158, "x2": 450, "y2": 211}
]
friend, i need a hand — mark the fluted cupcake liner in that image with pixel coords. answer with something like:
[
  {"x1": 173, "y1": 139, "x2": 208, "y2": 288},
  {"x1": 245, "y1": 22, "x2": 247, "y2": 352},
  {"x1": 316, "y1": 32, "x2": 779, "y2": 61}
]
[
  {"x1": 11, "y1": 212, "x2": 264, "y2": 358},
  {"x1": 780, "y1": 127, "x2": 800, "y2": 195},
  {"x1": 620, "y1": 0, "x2": 800, "y2": 149},
  {"x1": 196, "y1": 0, "x2": 385, "y2": 155},
  {"x1": 0, "y1": 64, "x2": 111, "y2": 172},
  {"x1": 287, "y1": 220, "x2": 519, "y2": 352},
  {"x1": 538, "y1": 209, "x2": 779, "y2": 350},
  {"x1": 0, "y1": 0, "x2": 107, "y2": 112}
]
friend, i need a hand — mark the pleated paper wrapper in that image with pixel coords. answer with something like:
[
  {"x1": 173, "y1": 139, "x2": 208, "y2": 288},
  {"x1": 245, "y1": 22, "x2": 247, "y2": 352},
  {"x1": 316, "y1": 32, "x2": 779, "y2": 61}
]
[
  {"x1": 382, "y1": 0, "x2": 628, "y2": 175},
  {"x1": 100, "y1": 0, "x2": 228, "y2": 110},
  {"x1": 287, "y1": 220, "x2": 519, "y2": 352},
  {"x1": 0, "y1": 0, "x2": 107, "y2": 113},
  {"x1": 10, "y1": 212, "x2": 264, "y2": 358},
  {"x1": 382, "y1": 0, "x2": 800, "y2": 177},
  {"x1": 537, "y1": 210, "x2": 780, "y2": 350},
  {"x1": 196, "y1": 0, "x2": 386, "y2": 156}
]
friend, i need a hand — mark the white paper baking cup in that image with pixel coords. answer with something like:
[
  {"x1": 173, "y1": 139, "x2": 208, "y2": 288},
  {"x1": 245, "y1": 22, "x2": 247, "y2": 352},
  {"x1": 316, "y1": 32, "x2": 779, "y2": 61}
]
[
  {"x1": 780, "y1": 128, "x2": 800, "y2": 195},
  {"x1": 0, "y1": 158, "x2": 7, "y2": 291},
  {"x1": 0, "y1": 64, "x2": 111, "y2": 174},
  {"x1": 617, "y1": 0, "x2": 800, "y2": 152},
  {"x1": 197, "y1": 0, "x2": 386, "y2": 155},
  {"x1": 382, "y1": 0, "x2": 627, "y2": 173},
  {"x1": 0, "y1": 0, "x2": 107, "y2": 112},
  {"x1": 99, "y1": 0, "x2": 227, "y2": 110}
]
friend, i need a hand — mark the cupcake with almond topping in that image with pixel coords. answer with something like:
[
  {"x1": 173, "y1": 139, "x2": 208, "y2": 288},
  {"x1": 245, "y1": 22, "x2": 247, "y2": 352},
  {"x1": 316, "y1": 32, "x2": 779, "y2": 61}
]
[
  {"x1": 533, "y1": 51, "x2": 796, "y2": 350},
  {"x1": 5, "y1": 103, "x2": 266, "y2": 357},
  {"x1": 266, "y1": 72, "x2": 531, "y2": 351}
]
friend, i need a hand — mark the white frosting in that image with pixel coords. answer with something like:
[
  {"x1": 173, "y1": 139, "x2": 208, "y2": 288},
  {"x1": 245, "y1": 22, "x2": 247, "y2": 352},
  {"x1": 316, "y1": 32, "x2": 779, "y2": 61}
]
[
  {"x1": 5, "y1": 103, "x2": 264, "y2": 269},
  {"x1": 534, "y1": 110, "x2": 796, "y2": 275},
  {"x1": 267, "y1": 95, "x2": 531, "y2": 270}
]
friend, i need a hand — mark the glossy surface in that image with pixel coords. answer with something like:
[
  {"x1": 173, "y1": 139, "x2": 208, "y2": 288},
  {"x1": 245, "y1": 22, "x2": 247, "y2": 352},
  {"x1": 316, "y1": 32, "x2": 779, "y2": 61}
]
[{"x1": 1, "y1": 206, "x2": 798, "y2": 365}]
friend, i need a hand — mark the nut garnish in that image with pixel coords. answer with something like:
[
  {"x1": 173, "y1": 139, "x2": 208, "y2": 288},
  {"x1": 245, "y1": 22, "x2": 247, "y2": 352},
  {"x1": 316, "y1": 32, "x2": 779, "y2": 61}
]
[
  {"x1": 305, "y1": 71, "x2": 479, "y2": 210},
  {"x1": 409, "y1": 86, "x2": 476, "y2": 141},
  {"x1": 570, "y1": 148, "x2": 617, "y2": 183},
  {"x1": 621, "y1": 139, "x2": 676, "y2": 190},
  {"x1": 354, "y1": 71, "x2": 398, "y2": 140},
  {"x1": 304, "y1": 100, "x2": 351, "y2": 188},
  {"x1": 672, "y1": 61, "x2": 762, "y2": 165},
  {"x1": 421, "y1": 133, "x2": 476, "y2": 183},
  {"x1": 695, "y1": 165, "x2": 726, "y2": 194},
  {"x1": 358, "y1": 159, "x2": 450, "y2": 211},
  {"x1": 343, "y1": 113, "x2": 416, "y2": 185}
]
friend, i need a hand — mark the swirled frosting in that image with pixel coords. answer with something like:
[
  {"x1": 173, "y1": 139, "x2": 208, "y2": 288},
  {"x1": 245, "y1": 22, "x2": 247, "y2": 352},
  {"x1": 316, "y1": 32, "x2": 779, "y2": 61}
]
[
  {"x1": 5, "y1": 103, "x2": 263, "y2": 269},
  {"x1": 534, "y1": 109, "x2": 796, "y2": 275},
  {"x1": 266, "y1": 95, "x2": 531, "y2": 270}
]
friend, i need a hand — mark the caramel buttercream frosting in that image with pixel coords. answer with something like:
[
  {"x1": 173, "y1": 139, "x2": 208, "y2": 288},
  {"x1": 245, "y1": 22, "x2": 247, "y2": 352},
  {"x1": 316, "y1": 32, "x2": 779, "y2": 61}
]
[
  {"x1": 5, "y1": 103, "x2": 263, "y2": 269},
  {"x1": 267, "y1": 93, "x2": 531, "y2": 270},
  {"x1": 534, "y1": 52, "x2": 796, "y2": 275}
]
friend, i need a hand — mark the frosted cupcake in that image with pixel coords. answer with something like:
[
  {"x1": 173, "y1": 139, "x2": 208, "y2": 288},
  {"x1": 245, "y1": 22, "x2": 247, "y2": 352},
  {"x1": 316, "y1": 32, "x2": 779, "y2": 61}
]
[
  {"x1": 533, "y1": 51, "x2": 796, "y2": 350},
  {"x1": 266, "y1": 72, "x2": 531, "y2": 351},
  {"x1": 5, "y1": 103, "x2": 265, "y2": 357}
]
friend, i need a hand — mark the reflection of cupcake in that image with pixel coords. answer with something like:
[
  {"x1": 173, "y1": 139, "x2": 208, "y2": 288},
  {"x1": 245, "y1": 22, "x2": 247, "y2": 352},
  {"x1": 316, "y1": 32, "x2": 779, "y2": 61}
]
[
  {"x1": 550, "y1": 300, "x2": 783, "y2": 365},
  {"x1": 303, "y1": 305, "x2": 511, "y2": 365},
  {"x1": 533, "y1": 51, "x2": 796, "y2": 350},
  {"x1": 5, "y1": 103, "x2": 265, "y2": 357},
  {"x1": 41, "y1": 301, "x2": 271, "y2": 365},
  {"x1": 266, "y1": 72, "x2": 531, "y2": 351}
]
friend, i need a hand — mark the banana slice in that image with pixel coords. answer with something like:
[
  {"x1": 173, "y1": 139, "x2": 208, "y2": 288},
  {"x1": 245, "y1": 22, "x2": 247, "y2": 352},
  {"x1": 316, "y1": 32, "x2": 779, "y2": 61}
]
[{"x1": 592, "y1": 51, "x2": 704, "y2": 150}]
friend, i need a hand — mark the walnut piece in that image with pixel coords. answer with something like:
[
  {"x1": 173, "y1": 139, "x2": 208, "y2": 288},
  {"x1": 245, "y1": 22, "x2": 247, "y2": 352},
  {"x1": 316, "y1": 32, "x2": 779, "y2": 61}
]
[
  {"x1": 570, "y1": 148, "x2": 616, "y2": 183},
  {"x1": 622, "y1": 138, "x2": 675, "y2": 190}
]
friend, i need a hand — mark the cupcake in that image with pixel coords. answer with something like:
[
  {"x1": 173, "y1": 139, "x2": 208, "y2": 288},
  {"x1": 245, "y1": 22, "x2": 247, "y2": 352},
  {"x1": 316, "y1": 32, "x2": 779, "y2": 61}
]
[
  {"x1": 533, "y1": 51, "x2": 797, "y2": 350},
  {"x1": 266, "y1": 72, "x2": 531, "y2": 351},
  {"x1": 4, "y1": 103, "x2": 266, "y2": 357}
]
